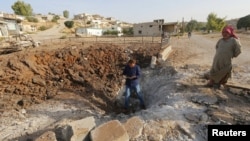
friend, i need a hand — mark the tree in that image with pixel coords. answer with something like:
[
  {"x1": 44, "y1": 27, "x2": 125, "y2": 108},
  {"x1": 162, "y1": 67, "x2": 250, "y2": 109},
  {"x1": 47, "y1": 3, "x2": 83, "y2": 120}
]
[
  {"x1": 52, "y1": 15, "x2": 60, "y2": 22},
  {"x1": 11, "y1": 1, "x2": 33, "y2": 16},
  {"x1": 63, "y1": 10, "x2": 69, "y2": 18},
  {"x1": 237, "y1": 15, "x2": 250, "y2": 31},
  {"x1": 185, "y1": 20, "x2": 198, "y2": 32},
  {"x1": 64, "y1": 21, "x2": 74, "y2": 28},
  {"x1": 122, "y1": 27, "x2": 133, "y2": 35},
  {"x1": 103, "y1": 30, "x2": 118, "y2": 36},
  {"x1": 206, "y1": 13, "x2": 226, "y2": 32}
]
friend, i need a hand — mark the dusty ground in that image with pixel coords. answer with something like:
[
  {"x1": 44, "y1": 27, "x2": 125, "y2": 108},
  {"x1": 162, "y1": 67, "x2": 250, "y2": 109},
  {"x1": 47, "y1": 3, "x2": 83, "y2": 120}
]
[{"x1": 0, "y1": 33, "x2": 249, "y2": 141}]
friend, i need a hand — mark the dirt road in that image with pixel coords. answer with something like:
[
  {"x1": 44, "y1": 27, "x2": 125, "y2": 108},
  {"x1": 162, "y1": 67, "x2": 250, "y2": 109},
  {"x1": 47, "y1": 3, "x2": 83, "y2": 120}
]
[
  {"x1": 30, "y1": 20, "x2": 66, "y2": 41},
  {"x1": 170, "y1": 33, "x2": 250, "y2": 67}
]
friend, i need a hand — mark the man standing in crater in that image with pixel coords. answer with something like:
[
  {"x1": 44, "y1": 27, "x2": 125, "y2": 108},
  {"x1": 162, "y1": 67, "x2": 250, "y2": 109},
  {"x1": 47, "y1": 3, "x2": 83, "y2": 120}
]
[{"x1": 123, "y1": 59, "x2": 146, "y2": 111}]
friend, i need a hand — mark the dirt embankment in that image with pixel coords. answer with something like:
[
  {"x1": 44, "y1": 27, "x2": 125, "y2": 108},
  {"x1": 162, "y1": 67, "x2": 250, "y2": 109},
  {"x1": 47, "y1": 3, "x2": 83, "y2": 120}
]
[{"x1": 0, "y1": 43, "x2": 161, "y2": 114}]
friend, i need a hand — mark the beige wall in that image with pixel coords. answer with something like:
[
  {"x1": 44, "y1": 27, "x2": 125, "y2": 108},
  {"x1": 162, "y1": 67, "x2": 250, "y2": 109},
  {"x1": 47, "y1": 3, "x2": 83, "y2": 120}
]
[{"x1": 133, "y1": 22, "x2": 162, "y2": 36}]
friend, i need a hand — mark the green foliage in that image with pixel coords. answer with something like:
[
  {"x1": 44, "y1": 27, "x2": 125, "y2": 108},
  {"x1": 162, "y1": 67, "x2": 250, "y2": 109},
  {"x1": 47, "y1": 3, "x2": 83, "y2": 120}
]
[
  {"x1": 51, "y1": 15, "x2": 60, "y2": 22},
  {"x1": 64, "y1": 21, "x2": 74, "y2": 28},
  {"x1": 185, "y1": 20, "x2": 206, "y2": 32},
  {"x1": 26, "y1": 16, "x2": 38, "y2": 23},
  {"x1": 185, "y1": 20, "x2": 198, "y2": 32},
  {"x1": 206, "y1": 13, "x2": 226, "y2": 32},
  {"x1": 122, "y1": 28, "x2": 133, "y2": 35},
  {"x1": 39, "y1": 26, "x2": 49, "y2": 31},
  {"x1": 237, "y1": 15, "x2": 250, "y2": 30},
  {"x1": 11, "y1": 1, "x2": 33, "y2": 16},
  {"x1": 63, "y1": 10, "x2": 69, "y2": 18},
  {"x1": 87, "y1": 21, "x2": 91, "y2": 24},
  {"x1": 103, "y1": 30, "x2": 118, "y2": 35}
]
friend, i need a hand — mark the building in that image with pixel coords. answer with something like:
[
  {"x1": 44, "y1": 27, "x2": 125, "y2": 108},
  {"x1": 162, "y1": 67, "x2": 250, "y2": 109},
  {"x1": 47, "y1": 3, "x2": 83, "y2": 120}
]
[
  {"x1": 75, "y1": 27, "x2": 103, "y2": 37},
  {"x1": 74, "y1": 13, "x2": 93, "y2": 21},
  {"x1": 133, "y1": 19, "x2": 164, "y2": 36},
  {"x1": 0, "y1": 12, "x2": 23, "y2": 36},
  {"x1": 0, "y1": 20, "x2": 8, "y2": 37},
  {"x1": 103, "y1": 25, "x2": 123, "y2": 36},
  {"x1": 133, "y1": 19, "x2": 181, "y2": 36},
  {"x1": 162, "y1": 22, "x2": 181, "y2": 35},
  {"x1": 106, "y1": 17, "x2": 116, "y2": 21},
  {"x1": 133, "y1": 22, "x2": 162, "y2": 36}
]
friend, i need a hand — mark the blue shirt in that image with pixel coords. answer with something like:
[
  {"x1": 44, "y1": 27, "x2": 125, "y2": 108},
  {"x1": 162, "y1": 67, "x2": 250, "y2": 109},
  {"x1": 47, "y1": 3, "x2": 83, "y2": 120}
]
[{"x1": 123, "y1": 65, "x2": 141, "y2": 87}]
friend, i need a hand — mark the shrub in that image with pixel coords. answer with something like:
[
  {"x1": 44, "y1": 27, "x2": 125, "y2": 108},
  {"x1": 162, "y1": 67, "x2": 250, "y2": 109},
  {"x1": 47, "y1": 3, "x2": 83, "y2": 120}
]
[
  {"x1": 26, "y1": 17, "x2": 38, "y2": 23},
  {"x1": 39, "y1": 26, "x2": 48, "y2": 31},
  {"x1": 60, "y1": 35, "x2": 67, "y2": 39},
  {"x1": 64, "y1": 21, "x2": 74, "y2": 28}
]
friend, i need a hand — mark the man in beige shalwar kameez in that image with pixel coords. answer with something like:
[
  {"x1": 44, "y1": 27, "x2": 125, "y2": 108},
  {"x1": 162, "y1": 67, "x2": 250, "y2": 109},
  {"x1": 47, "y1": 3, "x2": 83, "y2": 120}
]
[{"x1": 206, "y1": 25, "x2": 241, "y2": 88}]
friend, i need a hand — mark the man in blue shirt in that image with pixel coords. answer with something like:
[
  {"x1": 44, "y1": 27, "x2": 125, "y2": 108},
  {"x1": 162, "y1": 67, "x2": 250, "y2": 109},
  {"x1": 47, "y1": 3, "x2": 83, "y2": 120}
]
[{"x1": 122, "y1": 59, "x2": 146, "y2": 110}]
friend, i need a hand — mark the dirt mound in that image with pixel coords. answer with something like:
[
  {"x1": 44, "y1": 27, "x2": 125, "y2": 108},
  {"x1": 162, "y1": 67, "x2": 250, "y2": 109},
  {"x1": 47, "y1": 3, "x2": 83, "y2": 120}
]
[{"x1": 0, "y1": 43, "x2": 160, "y2": 113}]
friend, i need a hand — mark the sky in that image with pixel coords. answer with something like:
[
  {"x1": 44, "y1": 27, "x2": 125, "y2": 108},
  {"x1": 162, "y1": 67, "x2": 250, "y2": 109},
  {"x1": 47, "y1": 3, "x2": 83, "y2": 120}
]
[{"x1": 1, "y1": 0, "x2": 249, "y2": 23}]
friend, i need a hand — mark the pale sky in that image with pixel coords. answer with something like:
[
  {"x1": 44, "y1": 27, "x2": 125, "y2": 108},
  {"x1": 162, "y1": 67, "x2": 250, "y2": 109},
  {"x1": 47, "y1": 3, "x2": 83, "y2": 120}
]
[{"x1": 1, "y1": 0, "x2": 249, "y2": 23}]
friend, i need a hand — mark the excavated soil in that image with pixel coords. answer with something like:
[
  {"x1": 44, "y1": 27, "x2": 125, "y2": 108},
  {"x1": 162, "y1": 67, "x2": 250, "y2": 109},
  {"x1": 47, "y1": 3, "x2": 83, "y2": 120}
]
[{"x1": 0, "y1": 43, "x2": 161, "y2": 114}]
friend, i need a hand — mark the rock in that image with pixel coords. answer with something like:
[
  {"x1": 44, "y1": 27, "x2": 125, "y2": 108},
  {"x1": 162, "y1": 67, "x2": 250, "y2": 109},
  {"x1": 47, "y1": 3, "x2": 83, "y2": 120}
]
[
  {"x1": 207, "y1": 109, "x2": 234, "y2": 124},
  {"x1": 32, "y1": 75, "x2": 46, "y2": 87},
  {"x1": 199, "y1": 113, "x2": 209, "y2": 122},
  {"x1": 55, "y1": 117, "x2": 95, "y2": 141},
  {"x1": 35, "y1": 131, "x2": 57, "y2": 141},
  {"x1": 0, "y1": 69, "x2": 4, "y2": 77},
  {"x1": 55, "y1": 125, "x2": 73, "y2": 141},
  {"x1": 22, "y1": 59, "x2": 40, "y2": 74},
  {"x1": 90, "y1": 120, "x2": 129, "y2": 141},
  {"x1": 150, "y1": 56, "x2": 157, "y2": 69},
  {"x1": 148, "y1": 134, "x2": 163, "y2": 141},
  {"x1": 123, "y1": 116, "x2": 144, "y2": 139},
  {"x1": 7, "y1": 59, "x2": 23, "y2": 71},
  {"x1": 184, "y1": 113, "x2": 200, "y2": 123},
  {"x1": 69, "y1": 116, "x2": 96, "y2": 141},
  {"x1": 191, "y1": 95, "x2": 217, "y2": 105},
  {"x1": 21, "y1": 109, "x2": 26, "y2": 114},
  {"x1": 143, "y1": 120, "x2": 167, "y2": 141}
]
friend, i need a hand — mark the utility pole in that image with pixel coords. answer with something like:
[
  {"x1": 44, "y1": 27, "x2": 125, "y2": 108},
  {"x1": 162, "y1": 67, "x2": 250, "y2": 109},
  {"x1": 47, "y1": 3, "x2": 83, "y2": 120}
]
[{"x1": 182, "y1": 17, "x2": 185, "y2": 33}]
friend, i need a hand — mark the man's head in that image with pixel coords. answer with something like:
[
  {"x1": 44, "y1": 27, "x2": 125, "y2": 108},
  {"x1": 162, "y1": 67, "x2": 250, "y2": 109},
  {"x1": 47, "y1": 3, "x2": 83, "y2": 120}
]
[
  {"x1": 128, "y1": 59, "x2": 136, "y2": 68},
  {"x1": 222, "y1": 25, "x2": 238, "y2": 39}
]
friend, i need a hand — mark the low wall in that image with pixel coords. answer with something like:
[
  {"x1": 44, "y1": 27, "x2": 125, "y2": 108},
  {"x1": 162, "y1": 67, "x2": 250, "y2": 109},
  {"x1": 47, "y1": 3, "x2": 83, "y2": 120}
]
[{"x1": 158, "y1": 44, "x2": 172, "y2": 62}]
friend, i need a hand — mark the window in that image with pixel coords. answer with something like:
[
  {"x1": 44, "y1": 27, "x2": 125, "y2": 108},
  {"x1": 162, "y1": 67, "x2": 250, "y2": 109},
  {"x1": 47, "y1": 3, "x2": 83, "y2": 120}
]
[
  {"x1": 138, "y1": 30, "x2": 142, "y2": 34},
  {"x1": 149, "y1": 25, "x2": 153, "y2": 27}
]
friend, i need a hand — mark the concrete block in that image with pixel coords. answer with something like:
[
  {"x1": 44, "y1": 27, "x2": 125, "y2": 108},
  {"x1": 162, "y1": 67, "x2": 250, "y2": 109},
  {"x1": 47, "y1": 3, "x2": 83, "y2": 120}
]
[
  {"x1": 123, "y1": 116, "x2": 144, "y2": 139},
  {"x1": 69, "y1": 116, "x2": 96, "y2": 141},
  {"x1": 55, "y1": 116, "x2": 96, "y2": 141},
  {"x1": 150, "y1": 56, "x2": 157, "y2": 68},
  {"x1": 158, "y1": 45, "x2": 172, "y2": 61},
  {"x1": 35, "y1": 131, "x2": 57, "y2": 141},
  {"x1": 90, "y1": 120, "x2": 129, "y2": 141}
]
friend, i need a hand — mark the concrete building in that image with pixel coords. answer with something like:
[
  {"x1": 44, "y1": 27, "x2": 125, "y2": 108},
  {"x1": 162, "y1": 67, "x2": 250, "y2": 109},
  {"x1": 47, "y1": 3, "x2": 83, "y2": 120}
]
[
  {"x1": 133, "y1": 20, "x2": 163, "y2": 36},
  {"x1": 133, "y1": 19, "x2": 181, "y2": 36},
  {"x1": 74, "y1": 13, "x2": 93, "y2": 21},
  {"x1": 103, "y1": 25, "x2": 123, "y2": 36},
  {"x1": 0, "y1": 12, "x2": 24, "y2": 36},
  {"x1": 162, "y1": 22, "x2": 181, "y2": 35},
  {"x1": 75, "y1": 27, "x2": 103, "y2": 37},
  {"x1": 0, "y1": 20, "x2": 8, "y2": 37}
]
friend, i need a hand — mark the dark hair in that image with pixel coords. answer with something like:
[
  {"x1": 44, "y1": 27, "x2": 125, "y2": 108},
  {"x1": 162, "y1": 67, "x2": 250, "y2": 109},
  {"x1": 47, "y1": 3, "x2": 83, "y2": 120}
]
[{"x1": 128, "y1": 59, "x2": 136, "y2": 64}]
